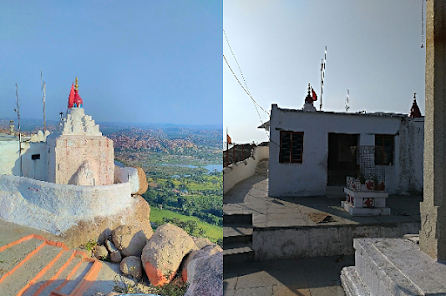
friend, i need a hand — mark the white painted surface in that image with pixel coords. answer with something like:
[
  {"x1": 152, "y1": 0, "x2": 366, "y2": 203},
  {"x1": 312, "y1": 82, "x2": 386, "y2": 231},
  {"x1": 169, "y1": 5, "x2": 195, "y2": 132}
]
[
  {"x1": 62, "y1": 107, "x2": 102, "y2": 136},
  {"x1": 0, "y1": 140, "x2": 21, "y2": 176},
  {"x1": 114, "y1": 166, "x2": 140, "y2": 194},
  {"x1": 268, "y1": 104, "x2": 424, "y2": 197},
  {"x1": 223, "y1": 146, "x2": 269, "y2": 194},
  {"x1": 0, "y1": 174, "x2": 133, "y2": 235}
]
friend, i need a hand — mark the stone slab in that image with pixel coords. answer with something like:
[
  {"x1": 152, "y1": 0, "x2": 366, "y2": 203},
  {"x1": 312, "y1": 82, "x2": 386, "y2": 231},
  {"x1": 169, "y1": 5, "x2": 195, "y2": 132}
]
[{"x1": 341, "y1": 238, "x2": 446, "y2": 295}]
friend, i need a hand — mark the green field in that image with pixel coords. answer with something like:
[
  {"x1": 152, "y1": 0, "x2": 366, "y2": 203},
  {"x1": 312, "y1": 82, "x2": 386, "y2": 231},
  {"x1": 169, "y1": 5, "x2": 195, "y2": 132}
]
[{"x1": 149, "y1": 207, "x2": 223, "y2": 243}]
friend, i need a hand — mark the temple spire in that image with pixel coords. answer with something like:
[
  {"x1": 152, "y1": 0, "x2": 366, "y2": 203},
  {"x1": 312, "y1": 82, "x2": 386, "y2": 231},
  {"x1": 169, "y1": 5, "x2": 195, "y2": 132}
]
[
  {"x1": 75, "y1": 77, "x2": 79, "y2": 91},
  {"x1": 73, "y1": 77, "x2": 83, "y2": 108}
]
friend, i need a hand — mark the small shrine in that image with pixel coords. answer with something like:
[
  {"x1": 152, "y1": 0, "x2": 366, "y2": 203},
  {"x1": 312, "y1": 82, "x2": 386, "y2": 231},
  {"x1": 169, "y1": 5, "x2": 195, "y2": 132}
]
[{"x1": 341, "y1": 146, "x2": 390, "y2": 216}]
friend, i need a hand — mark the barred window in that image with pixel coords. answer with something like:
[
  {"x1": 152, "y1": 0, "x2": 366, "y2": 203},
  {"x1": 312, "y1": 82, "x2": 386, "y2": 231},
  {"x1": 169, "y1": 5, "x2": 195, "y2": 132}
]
[
  {"x1": 375, "y1": 134, "x2": 394, "y2": 165},
  {"x1": 280, "y1": 131, "x2": 303, "y2": 163}
]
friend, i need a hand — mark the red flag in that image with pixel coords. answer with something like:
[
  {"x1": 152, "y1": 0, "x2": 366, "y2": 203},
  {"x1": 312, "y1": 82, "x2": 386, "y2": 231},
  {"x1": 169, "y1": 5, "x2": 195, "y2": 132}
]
[
  {"x1": 311, "y1": 88, "x2": 317, "y2": 101},
  {"x1": 227, "y1": 134, "x2": 232, "y2": 144}
]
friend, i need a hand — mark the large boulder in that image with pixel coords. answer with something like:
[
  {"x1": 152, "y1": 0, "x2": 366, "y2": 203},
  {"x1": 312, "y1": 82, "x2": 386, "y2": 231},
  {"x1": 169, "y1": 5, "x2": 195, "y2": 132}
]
[
  {"x1": 112, "y1": 225, "x2": 149, "y2": 257},
  {"x1": 182, "y1": 244, "x2": 223, "y2": 282},
  {"x1": 184, "y1": 252, "x2": 223, "y2": 296},
  {"x1": 141, "y1": 223, "x2": 198, "y2": 286}
]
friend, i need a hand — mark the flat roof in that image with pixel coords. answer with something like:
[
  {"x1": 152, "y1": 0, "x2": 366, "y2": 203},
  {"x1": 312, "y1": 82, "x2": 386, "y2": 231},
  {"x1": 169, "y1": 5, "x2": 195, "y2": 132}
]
[
  {"x1": 275, "y1": 105, "x2": 424, "y2": 119},
  {"x1": 0, "y1": 133, "x2": 19, "y2": 142}
]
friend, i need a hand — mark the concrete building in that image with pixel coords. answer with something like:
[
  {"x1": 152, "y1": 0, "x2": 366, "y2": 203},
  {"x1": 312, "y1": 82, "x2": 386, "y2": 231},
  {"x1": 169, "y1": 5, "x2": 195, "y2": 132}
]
[{"x1": 266, "y1": 88, "x2": 424, "y2": 197}]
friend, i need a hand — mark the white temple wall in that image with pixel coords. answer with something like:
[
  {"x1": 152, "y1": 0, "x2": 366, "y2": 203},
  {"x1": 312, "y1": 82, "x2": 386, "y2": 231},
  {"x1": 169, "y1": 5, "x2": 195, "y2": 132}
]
[{"x1": 0, "y1": 174, "x2": 133, "y2": 235}]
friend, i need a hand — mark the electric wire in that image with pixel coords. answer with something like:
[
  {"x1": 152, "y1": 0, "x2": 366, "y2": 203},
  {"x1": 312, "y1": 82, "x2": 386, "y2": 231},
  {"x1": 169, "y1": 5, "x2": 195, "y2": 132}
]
[{"x1": 223, "y1": 30, "x2": 280, "y2": 147}]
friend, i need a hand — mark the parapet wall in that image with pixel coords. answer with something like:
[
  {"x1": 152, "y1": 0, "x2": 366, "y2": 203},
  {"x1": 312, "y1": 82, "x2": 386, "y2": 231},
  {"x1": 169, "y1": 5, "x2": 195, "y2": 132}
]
[
  {"x1": 223, "y1": 146, "x2": 269, "y2": 194},
  {"x1": 0, "y1": 174, "x2": 133, "y2": 235},
  {"x1": 253, "y1": 221, "x2": 420, "y2": 260}
]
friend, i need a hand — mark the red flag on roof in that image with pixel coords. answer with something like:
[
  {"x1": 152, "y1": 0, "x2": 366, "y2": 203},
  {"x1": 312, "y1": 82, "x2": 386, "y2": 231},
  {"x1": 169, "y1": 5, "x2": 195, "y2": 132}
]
[
  {"x1": 227, "y1": 134, "x2": 232, "y2": 144},
  {"x1": 311, "y1": 88, "x2": 317, "y2": 101}
]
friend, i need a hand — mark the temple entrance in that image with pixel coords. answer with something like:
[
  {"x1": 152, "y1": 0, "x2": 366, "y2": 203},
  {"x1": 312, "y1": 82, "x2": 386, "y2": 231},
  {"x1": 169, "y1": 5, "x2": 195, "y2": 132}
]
[{"x1": 327, "y1": 133, "x2": 359, "y2": 186}]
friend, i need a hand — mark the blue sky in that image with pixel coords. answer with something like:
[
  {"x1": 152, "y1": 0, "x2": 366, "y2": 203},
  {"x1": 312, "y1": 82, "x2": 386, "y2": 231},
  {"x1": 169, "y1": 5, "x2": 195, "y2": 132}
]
[
  {"x1": 1, "y1": 1, "x2": 222, "y2": 126},
  {"x1": 224, "y1": 0, "x2": 426, "y2": 143}
]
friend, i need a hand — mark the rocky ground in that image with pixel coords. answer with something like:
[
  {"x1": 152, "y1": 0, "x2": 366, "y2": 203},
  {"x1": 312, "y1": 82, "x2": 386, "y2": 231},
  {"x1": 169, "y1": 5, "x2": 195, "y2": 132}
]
[{"x1": 88, "y1": 223, "x2": 223, "y2": 296}]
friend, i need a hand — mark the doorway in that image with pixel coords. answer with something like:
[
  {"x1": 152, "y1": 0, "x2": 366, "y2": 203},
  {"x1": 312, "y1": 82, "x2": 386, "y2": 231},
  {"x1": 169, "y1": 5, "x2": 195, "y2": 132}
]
[{"x1": 327, "y1": 133, "x2": 359, "y2": 186}]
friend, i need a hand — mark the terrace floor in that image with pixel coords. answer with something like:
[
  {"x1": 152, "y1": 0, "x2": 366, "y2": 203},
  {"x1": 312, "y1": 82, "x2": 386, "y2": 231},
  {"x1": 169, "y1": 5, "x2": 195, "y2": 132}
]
[{"x1": 223, "y1": 174, "x2": 422, "y2": 296}]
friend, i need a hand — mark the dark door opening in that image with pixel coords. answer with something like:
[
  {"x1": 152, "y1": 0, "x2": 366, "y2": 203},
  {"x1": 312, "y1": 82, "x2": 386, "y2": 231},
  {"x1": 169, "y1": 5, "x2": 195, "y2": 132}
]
[{"x1": 327, "y1": 133, "x2": 359, "y2": 186}]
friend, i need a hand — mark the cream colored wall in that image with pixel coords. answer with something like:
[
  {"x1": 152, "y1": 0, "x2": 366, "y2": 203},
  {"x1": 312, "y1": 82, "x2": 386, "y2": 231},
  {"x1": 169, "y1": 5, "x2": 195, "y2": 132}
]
[{"x1": 52, "y1": 135, "x2": 114, "y2": 185}]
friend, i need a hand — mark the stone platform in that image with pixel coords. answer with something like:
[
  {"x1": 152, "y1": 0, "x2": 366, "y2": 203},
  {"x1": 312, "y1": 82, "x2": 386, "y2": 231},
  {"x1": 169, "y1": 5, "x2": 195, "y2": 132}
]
[
  {"x1": 341, "y1": 238, "x2": 446, "y2": 296},
  {"x1": 224, "y1": 175, "x2": 422, "y2": 260},
  {"x1": 342, "y1": 187, "x2": 390, "y2": 216}
]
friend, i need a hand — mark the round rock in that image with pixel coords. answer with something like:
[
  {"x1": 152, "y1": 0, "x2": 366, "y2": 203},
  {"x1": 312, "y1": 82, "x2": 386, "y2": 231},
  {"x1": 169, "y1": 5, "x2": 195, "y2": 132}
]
[
  {"x1": 112, "y1": 225, "x2": 149, "y2": 257},
  {"x1": 120, "y1": 256, "x2": 143, "y2": 280},
  {"x1": 93, "y1": 245, "x2": 108, "y2": 260}
]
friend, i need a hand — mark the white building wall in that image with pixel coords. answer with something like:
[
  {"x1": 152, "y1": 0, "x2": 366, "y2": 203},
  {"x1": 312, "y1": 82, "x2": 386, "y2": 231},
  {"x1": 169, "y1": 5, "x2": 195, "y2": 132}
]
[
  {"x1": 21, "y1": 142, "x2": 47, "y2": 181},
  {"x1": 0, "y1": 139, "x2": 47, "y2": 180},
  {"x1": 0, "y1": 174, "x2": 133, "y2": 235},
  {"x1": 268, "y1": 104, "x2": 421, "y2": 197}
]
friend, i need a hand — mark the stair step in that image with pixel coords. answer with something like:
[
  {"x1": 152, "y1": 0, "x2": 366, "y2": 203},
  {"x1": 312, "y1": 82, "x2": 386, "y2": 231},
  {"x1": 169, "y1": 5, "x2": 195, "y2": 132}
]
[
  {"x1": 223, "y1": 214, "x2": 252, "y2": 226},
  {"x1": 224, "y1": 226, "x2": 253, "y2": 237},
  {"x1": 223, "y1": 244, "x2": 254, "y2": 265},
  {"x1": 0, "y1": 234, "x2": 101, "y2": 296},
  {"x1": 0, "y1": 244, "x2": 62, "y2": 295},
  {"x1": 22, "y1": 250, "x2": 78, "y2": 296},
  {"x1": 223, "y1": 226, "x2": 253, "y2": 245}
]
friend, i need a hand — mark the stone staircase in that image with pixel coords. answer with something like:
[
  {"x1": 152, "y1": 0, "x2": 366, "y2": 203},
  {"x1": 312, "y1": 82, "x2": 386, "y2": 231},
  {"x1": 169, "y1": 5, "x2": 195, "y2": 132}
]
[
  {"x1": 223, "y1": 214, "x2": 254, "y2": 266},
  {"x1": 254, "y1": 160, "x2": 268, "y2": 176},
  {"x1": 0, "y1": 234, "x2": 102, "y2": 296}
]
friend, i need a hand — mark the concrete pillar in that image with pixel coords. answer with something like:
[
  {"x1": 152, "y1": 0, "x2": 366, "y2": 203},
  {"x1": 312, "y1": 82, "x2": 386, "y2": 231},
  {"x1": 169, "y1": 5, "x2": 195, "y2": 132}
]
[{"x1": 420, "y1": 0, "x2": 446, "y2": 261}]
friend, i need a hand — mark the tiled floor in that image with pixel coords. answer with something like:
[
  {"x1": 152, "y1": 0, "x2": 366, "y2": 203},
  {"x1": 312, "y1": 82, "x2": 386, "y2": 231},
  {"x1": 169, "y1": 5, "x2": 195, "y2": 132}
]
[{"x1": 224, "y1": 255, "x2": 354, "y2": 296}]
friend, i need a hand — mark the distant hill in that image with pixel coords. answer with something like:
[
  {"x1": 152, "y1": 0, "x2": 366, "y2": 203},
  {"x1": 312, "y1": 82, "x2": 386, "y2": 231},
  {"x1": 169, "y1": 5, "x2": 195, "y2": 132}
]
[{"x1": 0, "y1": 118, "x2": 222, "y2": 148}]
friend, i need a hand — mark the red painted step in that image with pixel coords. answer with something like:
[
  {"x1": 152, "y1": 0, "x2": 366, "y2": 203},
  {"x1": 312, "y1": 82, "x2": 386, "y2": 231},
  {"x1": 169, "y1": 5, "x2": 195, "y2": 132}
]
[{"x1": 0, "y1": 234, "x2": 102, "y2": 296}]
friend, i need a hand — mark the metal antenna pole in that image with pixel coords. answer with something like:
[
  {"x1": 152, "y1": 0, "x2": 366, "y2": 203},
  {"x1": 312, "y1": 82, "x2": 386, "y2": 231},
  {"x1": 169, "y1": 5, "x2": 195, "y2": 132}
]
[
  {"x1": 15, "y1": 83, "x2": 22, "y2": 177},
  {"x1": 320, "y1": 46, "x2": 327, "y2": 111},
  {"x1": 41, "y1": 70, "x2": 46, "y2": 132}
]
